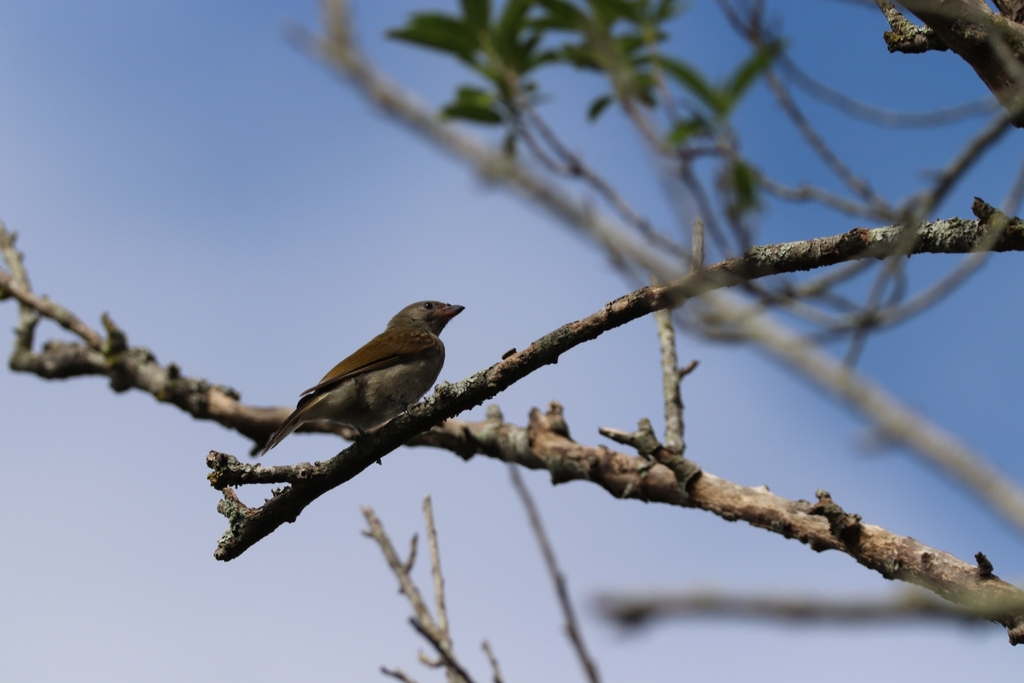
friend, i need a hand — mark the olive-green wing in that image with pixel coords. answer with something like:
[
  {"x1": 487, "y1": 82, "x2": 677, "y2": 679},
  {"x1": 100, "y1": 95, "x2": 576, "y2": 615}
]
[{"x1": 299, "y1": 329, "x2": 438, "y2": 398}]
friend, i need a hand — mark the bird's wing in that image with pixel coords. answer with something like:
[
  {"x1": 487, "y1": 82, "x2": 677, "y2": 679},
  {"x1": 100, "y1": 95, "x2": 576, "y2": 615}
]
[{"x1": 299, "y1": 329, "x2": 439, "y2": 399}]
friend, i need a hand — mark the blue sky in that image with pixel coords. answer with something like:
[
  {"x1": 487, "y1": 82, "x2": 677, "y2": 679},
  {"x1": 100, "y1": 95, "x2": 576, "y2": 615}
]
[{"x1": 1, "y1": 1, "x2": 1023, "y2": 681}]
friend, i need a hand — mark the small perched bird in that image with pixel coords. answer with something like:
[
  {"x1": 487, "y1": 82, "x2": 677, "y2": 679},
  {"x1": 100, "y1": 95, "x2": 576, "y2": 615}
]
[{"x1": 262, "y1": 300, "x2": 464, "y2": 455}]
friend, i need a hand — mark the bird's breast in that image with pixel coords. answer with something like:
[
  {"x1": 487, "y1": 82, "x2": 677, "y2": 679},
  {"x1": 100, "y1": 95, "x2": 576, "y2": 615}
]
[{"x1": 362, "y1": 351, "x2": 445, "y2": 409}]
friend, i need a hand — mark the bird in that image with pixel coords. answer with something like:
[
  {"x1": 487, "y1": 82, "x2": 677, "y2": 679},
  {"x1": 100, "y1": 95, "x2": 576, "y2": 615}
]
[{"x1": 261, "y1": 300, "x2": 464, "y2": 455}]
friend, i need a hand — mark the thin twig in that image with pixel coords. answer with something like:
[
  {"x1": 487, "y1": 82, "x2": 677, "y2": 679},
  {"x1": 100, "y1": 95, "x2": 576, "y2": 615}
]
[
  {"x1": 409, "y1": 619, "x2": 475, "y2": 683},
  {"x1": 757, "y1": 174, "x2": 883, "y2": 220},
  {"x1": 362, "y1": 507, "x2": 434, "y2": 626},
  {"x1": 907, "y1": 110, "x2": 1014, "y2": 220},
  {"x1": 423, "y1": 496, "x2": 452, "y2": 653},
  {"x1": 363, "y1": 505, "x2": 471, "y2": 683},
  {"x1": 654, "y1": 306, "x2": 685, "y2": 455},
  {"x1": 381, "y1": 667, "x2": 421, "y2": 683},
  {"x1": 691, "y1": 216, "x2": 705, "y2": 272},
  {"x1": 765, "y1": 71, "x2": 892, "y2": 216},
  {"x1": 481, "y1": 641, "x2": 504, "y2": 683},
  {"x1": 516, "y1": 95, "x2": 688, "y2": 259},
  {"x1": 508, "y1": 465, "x2": 601, "y2": 683},
  {"x1": 0, "y1": 268, "x2": 105, "y2": 350},
  {"x1": 777, "y1": 54, "x2": 996, "y2": 127},
  {"x1": 700, "y1": 288, "x2": 1024, "y2": 535},
  {"x1": 0, "y1": 221, "x2": 40, "y2": 353}
]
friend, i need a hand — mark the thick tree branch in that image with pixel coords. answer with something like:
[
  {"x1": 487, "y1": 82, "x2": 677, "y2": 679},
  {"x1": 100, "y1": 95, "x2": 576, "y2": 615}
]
[
  {"x1": 877, "y1": 0, "x2": 950, "y2": 53},
  {"x1": 408, "y1": 404, "x2": 1024, "y2": 644},
  {"x1": 12, "y1": 206, "x2": 1016, "y2": 453},
  {"x1": 994, "y1": 0, "x2": 1024, "y2": 24},
  {"x1": 205, "y1": 200, "x2": 1024, "y2": 559},
  {"x1": 878, "y1": 0, "x2": 1024, "y2": 124},
  {"x1": 1, "y1": 175, "x2": 1009, "y2": 436}
]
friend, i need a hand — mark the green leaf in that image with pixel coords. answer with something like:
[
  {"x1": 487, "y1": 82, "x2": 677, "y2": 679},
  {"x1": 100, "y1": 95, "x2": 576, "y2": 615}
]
[
  {"x1": 720, "y1": 40, "x2": 782, "y2": 112},
  {"x1": 587, "y1": 94, "x2": 613, "y2": 120},
  {"x1": 656, "y1": 55, "x2": 726, "y2": 114},
  {"x1": 723, "y1": 160, "x2": 760, "y2": 218},
  {"x1": 443, "y1": 103, "x2": 504, "y2": 123},
  {"x1": 461, "y1": 0, "x2": 491, "y2": 29},
  {"x1": 654, "y1": 0, "x2": 681, "y2": 21},
  {"x1": 666, "y1": 117, "x2": 708, "y2": 144},
  {"x1": 441, "y1": 86, "x2": 504, "y2": 123},
  {"x1": 388, "y1": 13, "x2": 480, "y2": 63},
  {"x1": 588, "y1": 0, "x2": 640, "y2": 25},
  {"x1": 535, "y1": 0, "x2": 587, "y2": 30},
  {"x1": 633, "y1": 72, "x2": 656, "y2": 106},
  {"x1": 559, "y1": 44, "x2": 601, "y2": 69},
  {"x1": 494, "y1": 0, "x2": 533, "y2": 61}
]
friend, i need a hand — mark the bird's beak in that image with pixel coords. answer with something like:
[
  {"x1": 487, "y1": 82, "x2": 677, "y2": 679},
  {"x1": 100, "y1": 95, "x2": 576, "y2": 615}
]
[{"x1": 438, "y1": 304, "x2": 465, "y2": 320}]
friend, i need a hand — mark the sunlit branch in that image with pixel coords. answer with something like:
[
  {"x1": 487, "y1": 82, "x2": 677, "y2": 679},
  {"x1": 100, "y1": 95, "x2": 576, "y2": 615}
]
[{"x1": 408, "y1": 403, "x2": 1024, "y2": 644}]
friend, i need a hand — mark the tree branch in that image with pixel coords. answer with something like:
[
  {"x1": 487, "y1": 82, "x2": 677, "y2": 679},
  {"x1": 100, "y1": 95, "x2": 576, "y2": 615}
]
[
  {"x1": 598, "y1": 589, "x2": 1002, "y2": 627},
  {"x1": 205, "y1": 202, "x2": 1024, "y2": 558},
  {"x1": 408, "y1": 404, "x2": 1024, "y2": 644},
  {"x1": 653, "y1": 307, "x2": 686, "y2": 455},
  {"x1": 880, "y1": 0, "x2": 1024, "y2": 124},
  {"x1": 364, "y1": 503, "x2": 473, "y2": 683},
  {"x1": 10, "y1": 204, "x2": 1016, "y2": 457},
  {"x1": 876, "y1": 1, "x2": 950, "y2": 54}
]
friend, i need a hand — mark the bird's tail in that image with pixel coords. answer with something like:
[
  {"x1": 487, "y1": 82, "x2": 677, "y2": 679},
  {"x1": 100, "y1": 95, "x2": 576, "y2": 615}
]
[{"x1": 261, "y1": 406, "x2": 306, "y2": 455}]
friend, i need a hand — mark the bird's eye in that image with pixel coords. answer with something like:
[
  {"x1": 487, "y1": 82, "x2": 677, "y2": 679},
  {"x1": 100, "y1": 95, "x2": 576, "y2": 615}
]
[{"x1": 423, "y1": 302, "x2": 434, "y2": 310}]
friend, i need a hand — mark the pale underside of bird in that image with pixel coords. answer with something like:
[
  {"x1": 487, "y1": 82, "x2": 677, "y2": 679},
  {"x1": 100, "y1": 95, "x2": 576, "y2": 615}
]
[{"x1": 261, "y1": 300, "x2": 464, "y2": 455}]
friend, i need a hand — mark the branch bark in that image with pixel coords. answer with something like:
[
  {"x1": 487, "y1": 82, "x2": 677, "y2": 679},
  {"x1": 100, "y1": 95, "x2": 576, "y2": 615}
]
[
  {"x1": 409, "y1": 403, "x2": 1024, "y2": 644},
  {"x1": 878, "y1": 0, "x2": 1024, "y2": 124},
  {"x1": 204, "y1": 199, "x2": 1024, "y2": 559}
]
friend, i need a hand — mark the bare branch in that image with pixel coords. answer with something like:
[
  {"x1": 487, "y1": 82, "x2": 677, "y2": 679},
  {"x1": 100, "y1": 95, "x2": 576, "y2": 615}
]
[
  {"x1": 515, "y1": 95, "x2": 688, "y2": 261},
  {"x1": 599, "y1": 589, "x2": 1000, "y2": 627},
  {"x1": 0, "y1": 267, "x2": 104, "y2": 350},
  {"x1": 889, "y1": 0, "x2": 1024, "y2": 123},
  {"x1": 381, "y1": 667, "x2": 421, "y2": 683},
  {"x1": 875, "y1": 1, "x2": 950, "y2": 53},
  {"x1": 0, "y1": 221, "x2": 40, "y2": 354},
  {"x1": 690, "y1": 216, "x2": 705, "y2": 271},
  {"x1": 423, "y1": 497, "x2": 453, "y2": 663},
  {"x1": 765, "y1": 71, "x2": 893, "y2": 217},
  {"x1": 481, "y1": 641, "x2": 504, "y2": 683},
  {"x1": 363, "y1": 505, "x2": 473, "y2": 683},
  {"x1": 777, "y1": 54, "x2": 995, "y2": 127},
  {"x1": 509, "y1": 465, "x2": 601, "y2": 683},
  {"x1": 757, "y1": 175, "x2": 884, "y2": 220},
  {"x1": 653, "y1": 307, "x2": 685, "y2": 454},
  {"x1": 698, "y1": 288, "x2": 1024, "y2": 535},
  {"x1": 408, "y1": 619, "x2": 475, "y2": 683},
  {"x1": 907, "y1": 110, "x2": 1014, "y2": 219},
  {"x1": 207, "y1": 210, "x2": 1024, "y2": 559},
  {"x1": 362, "y1": 507, "x2": 435, "y2": 627},
  {"x1": 993, "y1": 0, "x2": 1024, "y2": 24},
  {"x1": 309, "y1": 1, "x2": 677, "y2": 280},
  {"x1": 408, "y1": 404, "x2": 1024, "y2": 644}
]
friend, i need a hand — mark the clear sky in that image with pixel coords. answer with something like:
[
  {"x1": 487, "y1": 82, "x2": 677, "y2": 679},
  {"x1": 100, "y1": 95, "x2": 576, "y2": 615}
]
[{"x1": 1, "y1": 1, "x2": 1023, "y2": 681}]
